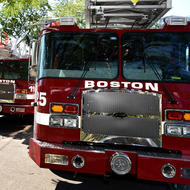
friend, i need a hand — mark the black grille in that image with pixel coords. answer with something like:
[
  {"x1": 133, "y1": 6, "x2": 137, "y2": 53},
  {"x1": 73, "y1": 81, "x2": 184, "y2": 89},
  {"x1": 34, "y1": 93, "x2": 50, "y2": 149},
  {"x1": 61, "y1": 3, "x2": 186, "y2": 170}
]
[{"x1": 0, "y1": 83, "x2": 14, "y2": 102}]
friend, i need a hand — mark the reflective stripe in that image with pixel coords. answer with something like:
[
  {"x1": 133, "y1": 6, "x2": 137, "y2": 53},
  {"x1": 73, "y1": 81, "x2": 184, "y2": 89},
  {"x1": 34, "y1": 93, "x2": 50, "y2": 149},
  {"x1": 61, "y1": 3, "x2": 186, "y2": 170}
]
[{"x1": 36, "y1": 112, "x2": 50, "y2": 126}]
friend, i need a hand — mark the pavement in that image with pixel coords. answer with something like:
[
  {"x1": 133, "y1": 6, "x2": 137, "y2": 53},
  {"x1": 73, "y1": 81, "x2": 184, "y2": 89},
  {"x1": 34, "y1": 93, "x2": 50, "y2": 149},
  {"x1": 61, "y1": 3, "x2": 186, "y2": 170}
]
[{"x1": 0, "y1": 115, "x2": 172, "y2": 190}]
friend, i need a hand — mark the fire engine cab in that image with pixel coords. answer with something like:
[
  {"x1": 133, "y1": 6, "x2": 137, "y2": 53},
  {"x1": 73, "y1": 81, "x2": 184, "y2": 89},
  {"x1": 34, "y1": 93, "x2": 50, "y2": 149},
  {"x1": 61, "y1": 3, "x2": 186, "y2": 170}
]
[
  {"x1": 0, "y1": 30, "x2": 35, "y2": 115},
  {"x1": 29, "y1": 0, "x2": 190, "y2": 187}
]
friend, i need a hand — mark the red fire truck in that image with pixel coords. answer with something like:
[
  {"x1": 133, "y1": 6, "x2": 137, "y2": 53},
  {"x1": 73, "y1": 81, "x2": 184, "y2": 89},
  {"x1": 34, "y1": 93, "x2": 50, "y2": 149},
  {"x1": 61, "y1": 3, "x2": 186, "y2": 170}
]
[
  {"x1": 29, "y1": 0, "x2": 190, "y2": 188},
  {"x1": 0, "y1": 30, "x2": 35, "y2": 115}
]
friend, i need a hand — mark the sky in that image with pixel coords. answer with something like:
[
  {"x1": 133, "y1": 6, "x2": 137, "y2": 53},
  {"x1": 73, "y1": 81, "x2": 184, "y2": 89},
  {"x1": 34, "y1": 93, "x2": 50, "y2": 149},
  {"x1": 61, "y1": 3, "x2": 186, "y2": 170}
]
[{"x1": 165, "y1": 0, "x2": 190, "y2": 17}]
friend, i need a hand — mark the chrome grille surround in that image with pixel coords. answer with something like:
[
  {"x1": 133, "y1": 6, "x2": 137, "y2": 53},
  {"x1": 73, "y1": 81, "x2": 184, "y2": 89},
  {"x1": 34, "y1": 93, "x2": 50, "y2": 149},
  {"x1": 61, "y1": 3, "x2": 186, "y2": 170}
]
[{"x1": 81, "y1": 89, "x2": 162, "y2": 147}]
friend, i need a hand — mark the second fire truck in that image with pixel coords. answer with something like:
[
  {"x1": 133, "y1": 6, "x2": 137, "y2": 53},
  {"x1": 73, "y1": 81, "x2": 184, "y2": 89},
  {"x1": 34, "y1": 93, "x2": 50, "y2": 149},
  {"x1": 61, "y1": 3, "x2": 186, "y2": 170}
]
[{"x1": 0, "y1": 30, "x2": 35, "y2": 115}]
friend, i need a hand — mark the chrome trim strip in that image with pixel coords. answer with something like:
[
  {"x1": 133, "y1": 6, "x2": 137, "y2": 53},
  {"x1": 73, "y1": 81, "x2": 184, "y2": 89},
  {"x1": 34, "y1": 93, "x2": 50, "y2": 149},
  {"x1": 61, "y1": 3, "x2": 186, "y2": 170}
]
[{"x1": 81, "y1": 89, "x2": 162, "y2": 147}]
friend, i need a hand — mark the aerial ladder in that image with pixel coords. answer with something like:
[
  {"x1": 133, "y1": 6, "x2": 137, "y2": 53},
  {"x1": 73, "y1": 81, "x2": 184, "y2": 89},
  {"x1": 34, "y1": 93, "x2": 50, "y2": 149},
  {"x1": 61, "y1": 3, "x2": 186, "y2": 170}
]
[{"x1": 85, "y1": 0, "x2": 172, "y2": 29}]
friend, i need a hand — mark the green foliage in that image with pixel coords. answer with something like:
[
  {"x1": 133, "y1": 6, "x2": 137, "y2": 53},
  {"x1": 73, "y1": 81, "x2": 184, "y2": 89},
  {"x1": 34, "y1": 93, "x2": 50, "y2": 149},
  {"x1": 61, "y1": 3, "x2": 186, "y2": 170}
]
[
  {"x1": 0, "y1": 0, "x2": 48, "y2": 16},
  {"x1": 52, "y1": 0, "x2": 85, "y2": 28},
  {"x1": 0, "y1": 1, "x2": 50, "y2": 43},
  {"x1": 0, "y1": 0, "x2": 86, "y2": 44},
  {"x1": 151, "y1": 21, "x2": 162, "y2": 29}
]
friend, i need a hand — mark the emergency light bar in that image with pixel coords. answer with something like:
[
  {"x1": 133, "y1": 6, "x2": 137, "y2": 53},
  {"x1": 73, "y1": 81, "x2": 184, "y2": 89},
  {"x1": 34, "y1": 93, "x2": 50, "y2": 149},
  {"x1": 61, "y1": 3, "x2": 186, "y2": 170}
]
[
  {"x1": 39, "y1": 17, "x2": 77, "y2": 26},
  {"x1": 59, "y1": 17, "x2": 77, "y2": 25},
  {"x1": 164, "y1": 16, "x2": 188, "y2": 26}
]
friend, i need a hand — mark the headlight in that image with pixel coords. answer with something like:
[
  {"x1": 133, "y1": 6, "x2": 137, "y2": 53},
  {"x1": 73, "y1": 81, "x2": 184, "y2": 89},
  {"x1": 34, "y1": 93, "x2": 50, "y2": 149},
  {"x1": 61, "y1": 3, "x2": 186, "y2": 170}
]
[
  {"x1": 15, "y1": 94, "x2": 27, "y2": 100},
  {"x1": 49, "y1": 115, "x2": 78, "y2": 128},
  {"x1": 165, "y1": 124, "x2": 190, "y2": 137},
  {"x1": 49, "y1": 116, "x2": 64, "y2": 128},
  {"x1": 64, "y1": 118, "x2": 77, "y2": 128},
  {"x1": 183, "y1": 127, "x2": 190, "y2": 137},
  {"x1": 166, "y1": 125, "x2": 182, "y2": 136}
]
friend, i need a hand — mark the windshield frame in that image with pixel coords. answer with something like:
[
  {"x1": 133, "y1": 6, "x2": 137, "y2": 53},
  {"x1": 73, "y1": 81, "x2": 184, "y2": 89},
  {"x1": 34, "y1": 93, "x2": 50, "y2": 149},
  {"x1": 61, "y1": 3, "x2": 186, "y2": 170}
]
[
  {"x1": 0, "y1": 59, "x2": 29, "y2": 81},
  {"x1": 121, "y1": 31, "x2": 190, "y2": 83},
  {"x1": 38, "y1": 31, "x2": 119, "y2": 81}
]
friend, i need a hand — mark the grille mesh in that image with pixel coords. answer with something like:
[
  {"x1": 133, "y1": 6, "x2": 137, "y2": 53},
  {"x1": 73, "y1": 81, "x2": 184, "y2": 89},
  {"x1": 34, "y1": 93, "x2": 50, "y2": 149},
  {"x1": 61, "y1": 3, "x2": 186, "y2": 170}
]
[
  {"x1": 0, "y1": 83, "x2": 14, "y2": 103},
  {"x1": 81, "y1": 89, "x2": 161, "y2": 147}
]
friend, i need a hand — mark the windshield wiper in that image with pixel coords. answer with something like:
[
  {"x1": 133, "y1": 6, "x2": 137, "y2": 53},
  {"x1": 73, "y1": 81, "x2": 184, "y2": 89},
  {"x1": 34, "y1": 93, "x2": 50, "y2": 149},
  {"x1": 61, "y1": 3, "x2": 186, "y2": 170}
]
[
  {"x1": 142, "y1": 39, "x2": 177, "y2": 105},
  {"x1": 67, "y1": 63, "x2": 89, "y2": 99},
  {"x1": 148, "y1": 62, "x2": 178, "y2": 104}
]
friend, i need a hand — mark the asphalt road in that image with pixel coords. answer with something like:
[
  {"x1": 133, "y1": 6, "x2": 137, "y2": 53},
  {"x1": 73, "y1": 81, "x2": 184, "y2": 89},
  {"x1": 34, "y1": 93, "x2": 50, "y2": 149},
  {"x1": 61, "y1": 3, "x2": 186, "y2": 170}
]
[{"x1": 0, "y1": 115, "x2": 173, "y2": 190}]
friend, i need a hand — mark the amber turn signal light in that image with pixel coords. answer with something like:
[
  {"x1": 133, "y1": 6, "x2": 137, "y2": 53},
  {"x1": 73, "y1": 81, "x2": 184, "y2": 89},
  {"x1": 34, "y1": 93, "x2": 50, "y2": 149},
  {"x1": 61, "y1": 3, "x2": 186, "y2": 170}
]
[
  {"x1": 51, "y1": 104, "x2": 64, "y2": 113},
  {"x1": 184, "y1": 113, "x2": 190, "y2": 121}
]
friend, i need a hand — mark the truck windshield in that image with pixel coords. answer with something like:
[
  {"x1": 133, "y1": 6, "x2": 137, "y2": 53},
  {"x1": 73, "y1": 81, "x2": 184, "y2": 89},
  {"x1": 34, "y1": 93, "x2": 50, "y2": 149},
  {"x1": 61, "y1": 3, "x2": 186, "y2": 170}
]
[
  {"x1": 38, "y1": 32, "x2": 119, "y2": 79},
  {"x1": 0, "y1": 60, "x2": 28, "y2": 80},
  {"x1": 122, "y1": 32, "x2": 190, "y2": 82}
]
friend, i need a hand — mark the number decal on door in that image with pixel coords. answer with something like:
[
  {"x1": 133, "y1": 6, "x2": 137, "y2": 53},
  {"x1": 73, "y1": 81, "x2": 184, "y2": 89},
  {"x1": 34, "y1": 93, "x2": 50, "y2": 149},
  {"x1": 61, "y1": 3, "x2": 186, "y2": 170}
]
[{"x1": 39, "y1": 92, "x2": 47, "y2": 106}]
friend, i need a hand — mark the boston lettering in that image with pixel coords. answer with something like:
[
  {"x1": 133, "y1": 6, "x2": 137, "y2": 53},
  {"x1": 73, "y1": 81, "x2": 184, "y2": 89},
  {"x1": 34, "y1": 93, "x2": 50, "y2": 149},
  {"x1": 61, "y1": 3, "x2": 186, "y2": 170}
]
[{"x1": 85, "y1": 80, "x2": 158, "y2": 92}]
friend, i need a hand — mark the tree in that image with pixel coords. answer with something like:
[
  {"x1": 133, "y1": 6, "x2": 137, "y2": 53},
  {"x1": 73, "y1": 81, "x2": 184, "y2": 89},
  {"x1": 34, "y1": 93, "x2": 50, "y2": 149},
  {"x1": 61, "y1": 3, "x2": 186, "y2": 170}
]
[
  {"x1": 0, "y1": 0, "x2": 48, "y2": 16},
  {"x1": 52, "y1": 0, "x2": 85, "y2": 28},
  {"x1": 0, "y1": 0, "x2": 51, "y2": 42}
]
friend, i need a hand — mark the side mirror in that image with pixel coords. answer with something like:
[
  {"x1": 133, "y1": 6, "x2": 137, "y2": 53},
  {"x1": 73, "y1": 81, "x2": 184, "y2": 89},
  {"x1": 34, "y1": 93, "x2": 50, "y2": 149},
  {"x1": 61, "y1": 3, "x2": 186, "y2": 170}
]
[
  {"x1": 31, "y1": 41, "x2": 38, "y2": 66},
  {"x1": 29, "y1": 41, "x2": 38, "y2": 78},
  {"x1": 29, "y1": 65, "x2": 37, "y2": 78}
]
